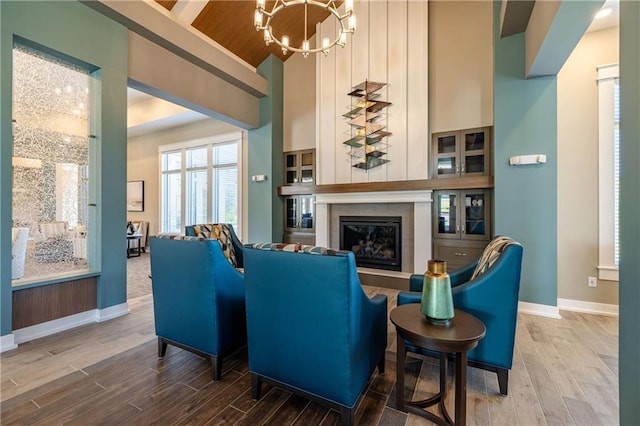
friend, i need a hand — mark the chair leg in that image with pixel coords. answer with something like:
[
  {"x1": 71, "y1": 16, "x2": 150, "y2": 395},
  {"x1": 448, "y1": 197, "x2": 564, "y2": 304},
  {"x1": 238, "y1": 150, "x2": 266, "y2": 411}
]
[
  {"x1": 157, "y1": 337, "x2": 168, "y2": 357},
  {"x1": 497, "y1": 368, "x2": 509, "y2": 395},
  {"x1": 251, "y1": 373, "x2": 262, "y2": 400},
  {"x1": 339, "y1": 406, "x2": 354, "y2": 426},
  {"x1": 378, "y1": 354, "x2": 385, "y2": 374},
  {"x1": 211, "y1": 355, "x2": 222, "y2": 381}
]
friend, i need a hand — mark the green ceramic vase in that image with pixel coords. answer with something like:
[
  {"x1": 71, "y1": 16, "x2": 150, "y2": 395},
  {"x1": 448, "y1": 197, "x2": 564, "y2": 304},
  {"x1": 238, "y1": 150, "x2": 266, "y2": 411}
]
[{"x1": 420, "y1": 260, "x2": 455, "y2": 325}]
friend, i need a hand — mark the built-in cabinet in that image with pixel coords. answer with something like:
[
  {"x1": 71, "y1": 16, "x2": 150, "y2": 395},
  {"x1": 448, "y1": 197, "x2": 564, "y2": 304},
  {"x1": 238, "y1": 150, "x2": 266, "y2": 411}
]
[
  {"x1": 282, "y1": 149, "x2": 316, "y2": 245},
  {"x1": 284, "y1": 194, "x2": 315, "y2": 245},
  {"x1": 284, "y1": 149, "x2": 315, "y2": 185},
  {"x1": 431, "y1": 127, "x2": 491, "y2": 179},
  {"x1": 430, "y1": 126, "x2": 493, "y2": 271},
  {"x1": 432, "y1": 189, "x2": 492, "y2": 271}
]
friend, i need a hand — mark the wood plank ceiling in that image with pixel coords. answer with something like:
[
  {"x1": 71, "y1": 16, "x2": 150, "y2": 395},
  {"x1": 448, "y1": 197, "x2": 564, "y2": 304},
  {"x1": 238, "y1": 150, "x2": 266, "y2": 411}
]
[{"x1": 156, "y1": 0, "x2": 336, "y2": 68}]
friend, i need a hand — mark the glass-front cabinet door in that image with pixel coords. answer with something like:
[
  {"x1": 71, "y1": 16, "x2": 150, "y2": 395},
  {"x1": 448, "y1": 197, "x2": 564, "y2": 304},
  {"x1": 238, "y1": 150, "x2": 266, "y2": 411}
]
[
  {"x1": 462, "y1": 189, "x2": 491, "y2": 240},
  {"x1": 285, "y1": 196, "x2": 298, "y2": 231},
  {"x1": 432, "y1": 132, "x2": 459, "y2": 178},
  {"x1": 461, "y1": 128, "x2": 490, "y2": 177},
  {"x1": 433, "y1": 189, "x2": 491, "y2": 241},
  {"x1": 434, "y1": 191, "x2": 459, "y2": 239},
  {"x1": 299, "y1": 194, "x2": 314, "y2": 231},
  {"x1": 285, "y1": 153, "x2": 297, "y2": 184},
  {"x1": 431, "y1": 127, "x2": 491, "y2": 178},
  {"x1": 284, "y1": 149, "x2": 315, "y2": 185}
]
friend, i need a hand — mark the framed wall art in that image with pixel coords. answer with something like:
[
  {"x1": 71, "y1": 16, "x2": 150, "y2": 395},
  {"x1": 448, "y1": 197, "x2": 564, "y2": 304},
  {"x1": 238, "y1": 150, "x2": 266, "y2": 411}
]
[{"x1": 127, "y1": 180, "x2": 144, "y2": 212}]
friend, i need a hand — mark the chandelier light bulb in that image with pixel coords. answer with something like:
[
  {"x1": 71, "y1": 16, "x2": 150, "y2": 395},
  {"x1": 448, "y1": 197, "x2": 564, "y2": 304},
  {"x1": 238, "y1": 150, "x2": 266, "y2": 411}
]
[
  {"x1": 281, "y1": 35, "x2": 289, "y2": 54},
  {"x1": 264, "y1": 29, "x2": 272, "y2": 45},
  {"x1": 302, "y1": 40, "x2": 310, "y2": 52},
  {"x1": 345, "y1": 0, "x2": 354, "y2": 14},
  {"x1": 348, "y1": 15, "x2": 356, "y2": 32},
  {"x1": 254, "y1": 10, "x2": 263, "y2": 28},
  {"x1": 322, "y1": 37, "x2": 330, "y2": 49},
  {"x1": 338, "y1": 32, "x2": 347, "y2": 47},
  {"x1": 256, "y1": 0, "x2": 265, "y2": 10}
]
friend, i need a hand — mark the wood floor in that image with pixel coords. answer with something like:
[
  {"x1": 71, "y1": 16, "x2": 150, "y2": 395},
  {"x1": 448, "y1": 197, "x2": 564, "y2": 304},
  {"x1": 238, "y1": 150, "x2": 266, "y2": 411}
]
[{"x1": 1, "y1": 260, "x2": 619, "y2": 425}]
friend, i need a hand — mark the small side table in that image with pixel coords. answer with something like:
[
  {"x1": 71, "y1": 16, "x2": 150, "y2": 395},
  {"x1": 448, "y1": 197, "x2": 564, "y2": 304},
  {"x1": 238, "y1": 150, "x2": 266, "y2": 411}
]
[
  {"x1": 126, "y1": 233, "x2": 143, "y2": 258},
  {"x1": 391, "y1": 304, "x2": 486, "y2": 426}
]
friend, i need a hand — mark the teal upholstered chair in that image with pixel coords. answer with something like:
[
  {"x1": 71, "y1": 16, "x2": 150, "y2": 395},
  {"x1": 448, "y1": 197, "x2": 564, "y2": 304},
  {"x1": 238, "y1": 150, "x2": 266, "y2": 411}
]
[
  {"x1": 149, "y1": 236, "x2": 246, "y2": 380},
  {"x1": 398, "y1": 237, "x2": 523, "y2": 395},
  {"x1": 243, "y1": 244, "x2": 388, "y2": 425}
]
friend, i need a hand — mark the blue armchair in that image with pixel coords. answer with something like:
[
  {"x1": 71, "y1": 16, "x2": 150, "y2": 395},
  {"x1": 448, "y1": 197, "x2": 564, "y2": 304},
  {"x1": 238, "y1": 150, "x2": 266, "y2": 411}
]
[
  {"x1": 149, "y1": 236, "x2": 246, "y2": 380},
  {"x1": 185, "y1": 223, "x2": 243, "y2": 268},
  {"x1": 398, "y1": 239, "x2": 523, "y2": 395},
  {"x1": 243, "y1": 245, "x2": 388, "y2": 425}
]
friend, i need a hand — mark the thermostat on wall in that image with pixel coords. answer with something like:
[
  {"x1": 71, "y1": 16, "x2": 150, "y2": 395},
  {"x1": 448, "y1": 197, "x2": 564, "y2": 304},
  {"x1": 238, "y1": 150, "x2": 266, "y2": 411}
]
[{"x1": 251, "y1": 175, "x2": 267, "y2": 182}]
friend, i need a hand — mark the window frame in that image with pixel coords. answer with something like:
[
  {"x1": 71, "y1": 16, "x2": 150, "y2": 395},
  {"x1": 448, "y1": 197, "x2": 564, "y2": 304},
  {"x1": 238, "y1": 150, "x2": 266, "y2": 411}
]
[
  {"x1": 597, "y1": 63, "x2": 619, "y2": 282},
  {"x1": 159, "y1": 131, "x2": 242, "y2": 236}
]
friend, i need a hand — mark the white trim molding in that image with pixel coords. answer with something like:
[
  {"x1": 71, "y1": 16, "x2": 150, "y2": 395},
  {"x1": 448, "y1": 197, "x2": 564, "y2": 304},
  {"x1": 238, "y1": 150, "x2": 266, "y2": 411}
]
[
  {"x1": 96, "y1": 303, "x2": 130, "y2": 322},
  {"x1": 518, "y1": 301, "x2": 562, "y2": 319},
  {"x1": 12, "y1": 303, "x2": 130, "y2": 346},
  {"x1": 0, "y1": 334, "x2": 18, "y2": 353},
  {"x1": 596, "y1": 265, "x2": 619, "y2": 282},
  {"x1": 557, "y1": 298, "x2": 619, "y2": 317},
  {"x1": 315, "y1": 190, "x2": 432, "y2": 274},
  {"x1": 597, "y1": 63, "x2": 619, "y2": 282}
]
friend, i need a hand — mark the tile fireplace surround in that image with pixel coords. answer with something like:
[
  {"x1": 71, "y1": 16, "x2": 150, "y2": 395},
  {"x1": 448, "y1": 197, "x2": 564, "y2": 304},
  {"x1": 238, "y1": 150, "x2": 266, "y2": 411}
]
[{"x1": 315, "y1": 190, "x2": 433, "y2": 275}]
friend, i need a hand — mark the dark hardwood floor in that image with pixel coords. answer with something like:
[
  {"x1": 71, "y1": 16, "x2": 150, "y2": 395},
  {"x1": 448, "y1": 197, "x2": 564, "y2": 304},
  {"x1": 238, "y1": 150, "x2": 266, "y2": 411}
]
[{"x1": 0, "y1": 255, "x2": 619, "y2": 425}]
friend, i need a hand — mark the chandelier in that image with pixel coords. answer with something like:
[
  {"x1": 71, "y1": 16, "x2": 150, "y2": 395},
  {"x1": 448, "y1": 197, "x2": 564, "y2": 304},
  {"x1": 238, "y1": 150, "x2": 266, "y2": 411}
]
[{"x1": 254, "y1": 0, "x2": 356, "y2": 58}]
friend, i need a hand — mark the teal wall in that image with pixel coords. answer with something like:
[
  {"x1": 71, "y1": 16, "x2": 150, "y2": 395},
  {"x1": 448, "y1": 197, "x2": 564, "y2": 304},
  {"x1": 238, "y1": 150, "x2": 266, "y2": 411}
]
[
  {"x1": 1, "y1": 1, "x2": 128, "y2": 336},
  {"x1": 619, "y1": 1, "x2": 640, "y2": 422},
  {"x1": 493, "y1": 6, "x2": 557, "y2": 306},
  {"x1": 247, "y1": 55, "x2": 284, "y2": 243}
]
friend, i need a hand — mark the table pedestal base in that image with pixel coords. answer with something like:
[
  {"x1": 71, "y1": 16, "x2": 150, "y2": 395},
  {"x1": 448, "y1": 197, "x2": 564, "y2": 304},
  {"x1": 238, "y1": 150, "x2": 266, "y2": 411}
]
[{"x1": 396, "y1": 337, "x2": 469, "y2": 426}]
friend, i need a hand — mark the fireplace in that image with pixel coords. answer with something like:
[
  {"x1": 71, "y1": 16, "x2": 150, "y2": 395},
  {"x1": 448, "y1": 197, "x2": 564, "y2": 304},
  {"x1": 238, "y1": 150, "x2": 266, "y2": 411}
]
[{"x1": 340, "y1": 216, "x2": 401, "y2": 271}]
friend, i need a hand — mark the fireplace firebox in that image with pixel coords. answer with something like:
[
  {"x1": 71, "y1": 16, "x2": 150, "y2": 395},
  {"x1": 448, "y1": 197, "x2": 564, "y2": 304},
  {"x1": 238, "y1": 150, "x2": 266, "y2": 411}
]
[{"x1": 339, "y1": 216, "x2": 401, "y2": 271}]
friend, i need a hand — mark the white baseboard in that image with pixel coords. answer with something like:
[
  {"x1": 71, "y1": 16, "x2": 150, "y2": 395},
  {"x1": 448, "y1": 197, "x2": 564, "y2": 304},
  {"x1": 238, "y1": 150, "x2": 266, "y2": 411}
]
[
  {"x1": 96, "y1": 303, "x2": 130, "y2": 322},
  {"x1": 1, "y1": 333, "x2": 18, "y2": 353},
  {"x1": 518, "y1": 301, "x2": 562, "y2": 319},
  {"x1": 557, "y1": 298, "x2": 619, "y2": 317},
  {"x1": 13, "y1": 303, "x2": 130, "y2": 345}
]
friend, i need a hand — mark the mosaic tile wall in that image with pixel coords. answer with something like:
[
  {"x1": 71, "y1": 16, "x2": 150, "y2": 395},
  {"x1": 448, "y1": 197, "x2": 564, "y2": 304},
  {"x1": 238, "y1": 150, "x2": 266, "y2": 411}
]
[{"x1": 12, "y1": 44, "x2": 91, "y2": 282}]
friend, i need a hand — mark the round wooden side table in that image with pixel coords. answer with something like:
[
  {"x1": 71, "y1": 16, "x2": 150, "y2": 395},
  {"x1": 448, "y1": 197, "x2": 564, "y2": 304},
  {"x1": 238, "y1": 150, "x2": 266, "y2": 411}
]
[{"x1": 391, "y1": 304, "x2": 486, "y2": 426}]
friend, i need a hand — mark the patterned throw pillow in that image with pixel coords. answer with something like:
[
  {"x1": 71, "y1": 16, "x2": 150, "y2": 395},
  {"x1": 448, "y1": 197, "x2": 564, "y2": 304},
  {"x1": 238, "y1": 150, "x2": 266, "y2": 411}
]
[
  {"x1": 471, "y1": 236, "x2": 515, "y2": 279},
  {"x1": 251, "y1": 242, "x2": 346, "y2": 256},
  {"x1": 155, "y1": 234, "x2": 205, "y2": 241},
  {"x1": 193, "y1": 224, "x2": 238, "y2": 267}
]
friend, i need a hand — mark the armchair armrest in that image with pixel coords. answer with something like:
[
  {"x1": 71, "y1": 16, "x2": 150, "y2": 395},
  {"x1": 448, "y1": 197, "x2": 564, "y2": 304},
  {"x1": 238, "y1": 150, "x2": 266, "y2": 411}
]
[
  {"x1": 397, "y1": 291, "x2": 421, "y2": 306},
  {"x1": 408, "y1": 259, "x2": 478, "y2": 292}
]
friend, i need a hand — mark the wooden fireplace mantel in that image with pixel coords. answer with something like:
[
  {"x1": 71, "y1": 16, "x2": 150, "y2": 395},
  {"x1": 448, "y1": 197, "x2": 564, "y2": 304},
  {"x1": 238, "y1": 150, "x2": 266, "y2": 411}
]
[{"x1": 277, "y1": 175, "x2": 494, "y2": 196}]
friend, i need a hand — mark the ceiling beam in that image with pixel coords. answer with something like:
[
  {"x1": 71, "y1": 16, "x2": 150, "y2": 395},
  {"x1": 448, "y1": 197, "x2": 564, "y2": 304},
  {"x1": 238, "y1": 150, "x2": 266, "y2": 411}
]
[
  {"x1": 525, "y1": 0, "x2": 604, "y2": 77},
  {"x1": 80, "y1": 0, "x2": 268, "y2": 98},
  {"x1": 171, "y1": 0, "x2": 208, "y2": 25},
  {"x1": 500, "y1": 0, "x2": 536, "y2": 37}
]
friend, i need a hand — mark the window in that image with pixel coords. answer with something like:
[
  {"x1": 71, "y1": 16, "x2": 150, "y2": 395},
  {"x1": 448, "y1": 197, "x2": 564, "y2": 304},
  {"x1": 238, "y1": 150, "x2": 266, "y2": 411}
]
[
  {"x1": 597, "y1": 64, "x2": 619, "y2": 281},
  {"x1": 160, "y1": 132, "x2": 242, "y2": 235},
  {"x1": 12, "y1": 43, "x2": 95, "y2": 284}
]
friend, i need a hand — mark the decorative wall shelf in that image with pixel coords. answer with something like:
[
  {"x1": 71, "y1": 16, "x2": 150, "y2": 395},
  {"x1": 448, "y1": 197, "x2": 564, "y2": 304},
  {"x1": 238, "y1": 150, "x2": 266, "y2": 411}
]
[{"x1": 343, "y1": 80, "x2": 392, "y2": 170}]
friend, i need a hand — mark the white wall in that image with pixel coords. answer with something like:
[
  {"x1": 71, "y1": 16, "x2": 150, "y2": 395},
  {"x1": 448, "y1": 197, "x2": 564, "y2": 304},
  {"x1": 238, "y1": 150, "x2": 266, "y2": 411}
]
[
  {"x1": 283, "y1": 44, "x2": 316, "y2": 152},
  {"x1": 126, "y1": 118, "x2": 247, "y2": 240},
  {"x1": 316, "y1": 0, "x2": 429, "y2": 184},
  {"x1": 429, "y1": 1, "x2": 493, "y2": 133},
  {"x1": 557, "y1": 26, "x2": 619, "y2": 305},
  {"x1": 314, "y1": 0, "x2": 493, "y2": 185}
]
